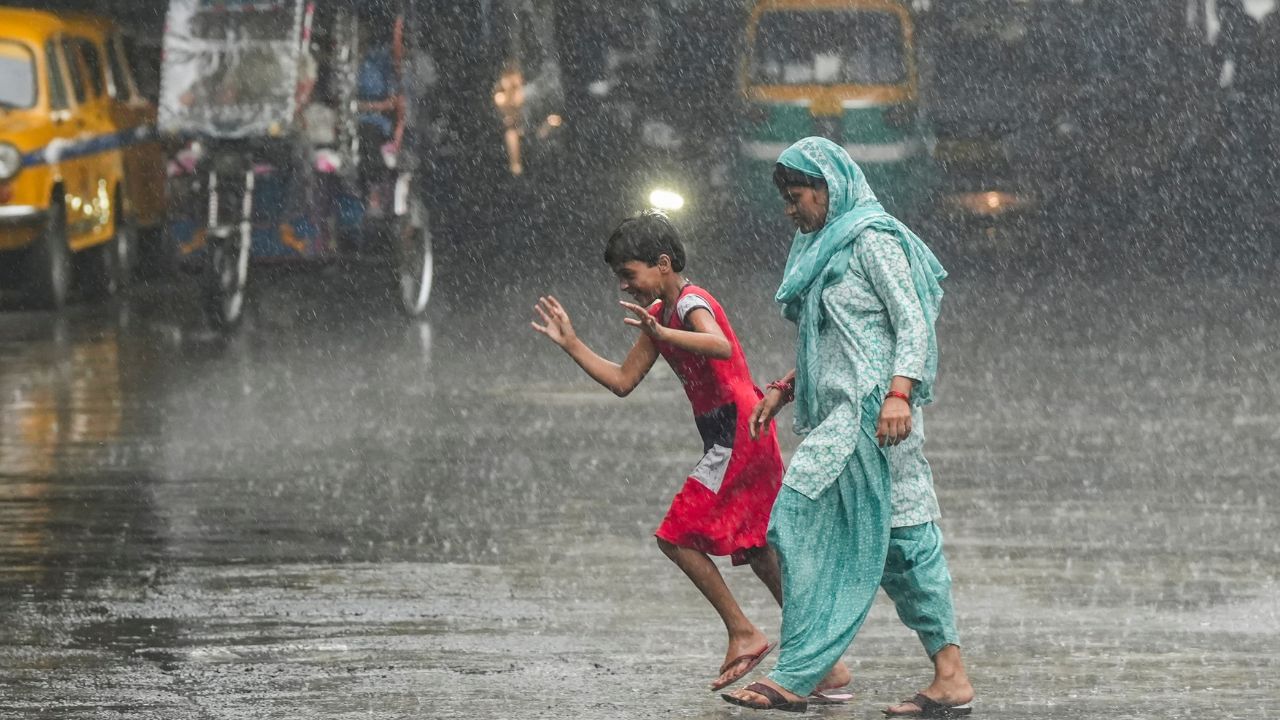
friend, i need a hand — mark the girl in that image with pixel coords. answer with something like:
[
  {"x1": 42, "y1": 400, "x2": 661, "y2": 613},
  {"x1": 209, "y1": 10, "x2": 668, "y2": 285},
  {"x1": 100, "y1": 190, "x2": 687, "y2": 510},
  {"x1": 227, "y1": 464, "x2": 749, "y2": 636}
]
[{"x1": 532, "y1": 211, "x2": 850, "y2": 698}]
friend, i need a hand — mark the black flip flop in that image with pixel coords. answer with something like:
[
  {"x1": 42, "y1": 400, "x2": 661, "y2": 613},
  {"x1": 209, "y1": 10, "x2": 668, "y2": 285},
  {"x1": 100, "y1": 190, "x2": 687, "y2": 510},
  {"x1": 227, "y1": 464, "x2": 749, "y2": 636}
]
[
  {"x1": 722, "y1": 682, "x2": 809, "y2": 712},
  {"x1": 884, "y1": 692, "x2": 973, "y2": 718}
]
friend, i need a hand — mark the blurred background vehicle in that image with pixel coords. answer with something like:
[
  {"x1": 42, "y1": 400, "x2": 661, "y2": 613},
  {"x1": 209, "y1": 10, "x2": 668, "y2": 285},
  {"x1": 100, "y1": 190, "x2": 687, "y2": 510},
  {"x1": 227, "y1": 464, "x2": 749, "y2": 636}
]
[
  {"x1": 735, "y1": 0, "x2": 936, "y2": 222},
  {"x1": 0, "y1": 7, "x2": 149, "y2": 308}
]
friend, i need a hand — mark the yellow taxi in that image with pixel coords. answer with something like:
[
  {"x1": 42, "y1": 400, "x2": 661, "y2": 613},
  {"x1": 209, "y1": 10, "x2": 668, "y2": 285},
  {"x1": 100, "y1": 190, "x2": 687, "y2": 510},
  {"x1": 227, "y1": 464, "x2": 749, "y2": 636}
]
[
  {"x1": 0, "y1": 8, "x2": 150, "y2": 308},
  {"x1": 63, "y1": 14, "x2": 166, "y2": 261}
]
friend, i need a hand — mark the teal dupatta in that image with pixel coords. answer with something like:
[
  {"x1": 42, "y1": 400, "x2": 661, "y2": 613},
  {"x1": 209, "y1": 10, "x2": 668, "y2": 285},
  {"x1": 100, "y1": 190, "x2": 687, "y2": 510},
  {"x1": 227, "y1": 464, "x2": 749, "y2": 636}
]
[{"x1": 774, "y1": 137, "x2": 948, "y2": 434}]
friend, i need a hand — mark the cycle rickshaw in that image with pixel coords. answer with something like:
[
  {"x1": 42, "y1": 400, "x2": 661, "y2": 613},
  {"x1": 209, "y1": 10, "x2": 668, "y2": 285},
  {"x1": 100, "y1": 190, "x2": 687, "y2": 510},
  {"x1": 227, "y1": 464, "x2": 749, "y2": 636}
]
[{"x1": 157, "y1": 0, "x2": 435, "y2": 330}]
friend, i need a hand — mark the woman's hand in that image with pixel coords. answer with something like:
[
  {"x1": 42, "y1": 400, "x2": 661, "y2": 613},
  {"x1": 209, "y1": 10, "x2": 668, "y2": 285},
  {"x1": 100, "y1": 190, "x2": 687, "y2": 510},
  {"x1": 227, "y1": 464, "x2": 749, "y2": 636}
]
[
  {"x1": 620, "y1": 301, "x2": 665, "y2": 341},
  {"x1": 876, "y1": 395, "x2": 913, "y2": 447},
  {"x1": 749, "y1": 389, "x2": 785, "y2": 441},
  {"x1": 531, "y1": 296, "x2": 578, "y2": 349}
]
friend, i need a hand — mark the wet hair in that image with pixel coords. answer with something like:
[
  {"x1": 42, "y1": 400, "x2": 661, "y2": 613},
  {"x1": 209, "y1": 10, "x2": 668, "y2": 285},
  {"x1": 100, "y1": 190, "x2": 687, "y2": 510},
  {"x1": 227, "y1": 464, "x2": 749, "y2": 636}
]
[
  {"x1": 773, "y1": 163, "x2": 827, "y2": 193},
  {"x1": 603, "y1": 210, "x2": 687, "y2": 272}
]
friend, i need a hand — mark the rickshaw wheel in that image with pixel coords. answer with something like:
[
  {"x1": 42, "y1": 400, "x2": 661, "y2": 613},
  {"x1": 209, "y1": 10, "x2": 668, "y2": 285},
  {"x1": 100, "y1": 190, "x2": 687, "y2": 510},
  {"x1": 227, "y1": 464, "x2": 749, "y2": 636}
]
[
  {"x1": 202, "y1": 227, "x2": 251, "y2": 332},
  {"x1": 393, "y1": 187, "x2": 432, "y2": 317}
]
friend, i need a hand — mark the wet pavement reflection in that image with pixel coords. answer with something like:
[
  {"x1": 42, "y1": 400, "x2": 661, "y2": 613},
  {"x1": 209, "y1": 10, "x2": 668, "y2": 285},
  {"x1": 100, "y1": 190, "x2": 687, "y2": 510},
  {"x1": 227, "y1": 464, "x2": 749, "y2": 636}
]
[{"x1": 0, "y1": 204, "x2": 1276, "y2": 719}]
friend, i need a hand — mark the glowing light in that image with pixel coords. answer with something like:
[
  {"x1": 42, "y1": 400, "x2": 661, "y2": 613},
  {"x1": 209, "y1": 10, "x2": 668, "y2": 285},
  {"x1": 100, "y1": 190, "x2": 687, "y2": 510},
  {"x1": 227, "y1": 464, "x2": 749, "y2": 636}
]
[{"x1": 649, "y1": 189, "x2": 685, "y2": 211}]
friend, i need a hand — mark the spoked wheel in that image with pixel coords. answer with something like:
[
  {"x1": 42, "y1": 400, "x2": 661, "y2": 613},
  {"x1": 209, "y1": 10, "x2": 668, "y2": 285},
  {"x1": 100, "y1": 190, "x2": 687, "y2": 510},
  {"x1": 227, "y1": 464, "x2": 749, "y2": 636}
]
[
  {"x1": 201, "y1": 226, "x2": 250, "y2": 332},
  {"x1": 392, "y1": 173, "x2": 432, "y2": 317},
  {"x1": 201, "y1": 170, "x2": 253, "y2": 332}
]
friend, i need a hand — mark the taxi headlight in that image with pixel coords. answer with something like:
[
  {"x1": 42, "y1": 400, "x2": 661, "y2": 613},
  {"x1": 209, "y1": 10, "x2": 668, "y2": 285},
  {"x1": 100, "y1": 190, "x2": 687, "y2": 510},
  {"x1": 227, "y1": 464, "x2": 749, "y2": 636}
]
[{"x1": 0, "y1": 143, "x2": 22, "y2": 181}]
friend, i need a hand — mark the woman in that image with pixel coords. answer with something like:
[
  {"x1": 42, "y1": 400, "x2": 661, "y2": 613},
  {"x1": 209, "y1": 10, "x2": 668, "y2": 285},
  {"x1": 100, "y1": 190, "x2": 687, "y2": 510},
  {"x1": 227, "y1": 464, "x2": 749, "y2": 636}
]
[{"x1": 721, "y1": 137, "x2": 975, "y2": 716}]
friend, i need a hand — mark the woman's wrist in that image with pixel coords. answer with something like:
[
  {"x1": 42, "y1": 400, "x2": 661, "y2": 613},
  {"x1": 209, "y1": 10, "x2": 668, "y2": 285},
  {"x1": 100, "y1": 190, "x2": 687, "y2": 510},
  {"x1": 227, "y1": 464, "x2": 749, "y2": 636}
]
[
  {"x1": 885, "y1": 389, "x2": 910, "y2": 403},
  {"x1": 767, "y1": 379, "x2": 795, "y2": 403}
]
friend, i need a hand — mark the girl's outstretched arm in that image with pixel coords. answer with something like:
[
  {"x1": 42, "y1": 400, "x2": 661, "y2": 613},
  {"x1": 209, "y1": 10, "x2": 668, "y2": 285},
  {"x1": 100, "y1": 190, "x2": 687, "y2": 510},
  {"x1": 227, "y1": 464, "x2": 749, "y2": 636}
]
[
  {"x1": 620, "y1": 302, "x2": 732, "y2": 360},
  {"x1": 532, "y1": 296, "x2": 658, "y2": 397}
]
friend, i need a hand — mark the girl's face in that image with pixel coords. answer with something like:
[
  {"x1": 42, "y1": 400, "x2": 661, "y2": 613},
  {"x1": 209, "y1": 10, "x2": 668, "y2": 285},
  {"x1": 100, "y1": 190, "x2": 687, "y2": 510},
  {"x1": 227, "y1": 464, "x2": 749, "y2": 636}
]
[
  {"x1": 613, "y1": 257, "x2": 670, "y2": 306},
  {"x1": 781, "y1": 184, "x2": 830, "y2": 234}
]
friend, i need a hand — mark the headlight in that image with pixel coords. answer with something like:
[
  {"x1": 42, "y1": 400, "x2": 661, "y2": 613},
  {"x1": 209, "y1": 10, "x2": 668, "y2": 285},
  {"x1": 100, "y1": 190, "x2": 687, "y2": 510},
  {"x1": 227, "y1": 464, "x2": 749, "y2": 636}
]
[
  {"x1": 0, "y1": 143, "x2": 22, "y2": 181},
  {"x1": 947, "y1": 191, "x2": 1031, "y2": 217},
  {"x1": 648, "y1": 188, "x2": 685, "y2": 212}
]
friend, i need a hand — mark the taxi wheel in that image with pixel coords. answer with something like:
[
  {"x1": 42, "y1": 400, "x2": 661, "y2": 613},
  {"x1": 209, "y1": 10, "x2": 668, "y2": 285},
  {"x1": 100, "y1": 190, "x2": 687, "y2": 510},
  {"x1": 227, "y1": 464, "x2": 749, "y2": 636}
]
[
  {"x1": 25, "y1": 198, "x2": 71, "y2": 310},
  {"x1": 82, "y1": 209, "x2": 131, "y2": 300},
  {"x1": 112, "y1": 195, "x2": 137, "y2": 286}
]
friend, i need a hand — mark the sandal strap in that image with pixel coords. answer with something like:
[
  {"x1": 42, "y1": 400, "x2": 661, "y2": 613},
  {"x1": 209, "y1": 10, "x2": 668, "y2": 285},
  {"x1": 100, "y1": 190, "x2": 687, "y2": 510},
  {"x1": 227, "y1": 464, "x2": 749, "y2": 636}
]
[
  {"x1": 746, "y1": 682, "x2": 789, "y2": 707},
  {"x1": 910, "y1": 693, "x2": 943, "y2": 712},
  {"x1": 718, "y1": 653, "x2": 752, "y2": 674}
]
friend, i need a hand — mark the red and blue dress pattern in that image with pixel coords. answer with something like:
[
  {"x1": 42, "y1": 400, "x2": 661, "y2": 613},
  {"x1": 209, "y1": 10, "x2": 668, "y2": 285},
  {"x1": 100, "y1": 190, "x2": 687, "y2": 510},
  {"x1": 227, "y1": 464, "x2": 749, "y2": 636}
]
[{"x1": 649, "y1": 285, "x2": 783, "y2": 565}]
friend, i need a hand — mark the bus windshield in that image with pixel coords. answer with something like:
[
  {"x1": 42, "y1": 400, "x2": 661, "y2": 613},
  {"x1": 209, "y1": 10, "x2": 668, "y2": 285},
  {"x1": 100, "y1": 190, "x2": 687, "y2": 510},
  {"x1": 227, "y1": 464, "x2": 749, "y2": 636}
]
[{"x1": 749, "y1": 10, "x2": 906, "y2": 86}]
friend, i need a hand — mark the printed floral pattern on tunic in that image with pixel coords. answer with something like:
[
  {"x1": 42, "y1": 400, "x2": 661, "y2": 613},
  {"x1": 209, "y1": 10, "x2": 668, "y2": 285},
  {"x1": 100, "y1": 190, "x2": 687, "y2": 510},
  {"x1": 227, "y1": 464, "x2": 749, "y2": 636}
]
[{"x1": 783, "y1": 229, "x2": 941, "y2": 526}]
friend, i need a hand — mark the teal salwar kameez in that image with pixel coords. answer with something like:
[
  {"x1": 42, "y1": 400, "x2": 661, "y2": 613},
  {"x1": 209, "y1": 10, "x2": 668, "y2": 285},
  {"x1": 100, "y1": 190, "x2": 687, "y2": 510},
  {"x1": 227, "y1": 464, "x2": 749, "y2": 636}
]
[{"x1": 764, "y1": 138, "x2": 961, "y2": 696}]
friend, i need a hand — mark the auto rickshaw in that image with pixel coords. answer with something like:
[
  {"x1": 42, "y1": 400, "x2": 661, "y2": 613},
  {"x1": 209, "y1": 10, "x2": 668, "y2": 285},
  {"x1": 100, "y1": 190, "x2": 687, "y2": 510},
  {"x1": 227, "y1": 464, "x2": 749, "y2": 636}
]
[
  {"x1": 736, "y1": 0, "x2": 934, "y2": 219},
  {"x1": 157, "y1": 0, "x2": 435, "y2": 330}
]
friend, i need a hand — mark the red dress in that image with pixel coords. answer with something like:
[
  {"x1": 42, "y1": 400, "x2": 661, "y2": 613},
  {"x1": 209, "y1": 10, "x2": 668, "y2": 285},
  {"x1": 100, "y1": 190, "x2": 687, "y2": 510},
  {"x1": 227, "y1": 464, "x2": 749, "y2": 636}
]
[{"x1": 650, "y1": 284, "x2": 783, "y2": 565}]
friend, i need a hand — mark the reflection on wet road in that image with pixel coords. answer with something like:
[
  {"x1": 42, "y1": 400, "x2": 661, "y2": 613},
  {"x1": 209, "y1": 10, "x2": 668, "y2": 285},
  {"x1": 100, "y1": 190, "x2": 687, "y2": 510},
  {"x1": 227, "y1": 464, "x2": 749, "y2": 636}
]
[{"x1": 0, "y1": 222, "x2": 1276, "y2": 718}]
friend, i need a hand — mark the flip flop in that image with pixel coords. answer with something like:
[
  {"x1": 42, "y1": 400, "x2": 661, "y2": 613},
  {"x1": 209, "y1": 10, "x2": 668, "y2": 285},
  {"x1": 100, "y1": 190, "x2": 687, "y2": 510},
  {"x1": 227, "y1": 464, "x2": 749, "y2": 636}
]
[
  {"x1": 709, "y1": 642, "x2": 775, "y2": 691},
  {"x1": 884, "y1": 692, "x2": 974, "y2": 718},
  {"x1": 808, "y1": 689, "x2": 854, "y2": 705},
  {"x1": 722, "y1": 681, "x2": 808, "y2": 712}
]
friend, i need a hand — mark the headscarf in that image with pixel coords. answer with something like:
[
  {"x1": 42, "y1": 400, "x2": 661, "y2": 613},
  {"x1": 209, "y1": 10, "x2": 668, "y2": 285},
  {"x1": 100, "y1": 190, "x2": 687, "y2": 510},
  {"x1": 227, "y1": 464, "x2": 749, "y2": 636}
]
[{"x1": 774, "y1": 137, "x2": 947, "y2": 433}]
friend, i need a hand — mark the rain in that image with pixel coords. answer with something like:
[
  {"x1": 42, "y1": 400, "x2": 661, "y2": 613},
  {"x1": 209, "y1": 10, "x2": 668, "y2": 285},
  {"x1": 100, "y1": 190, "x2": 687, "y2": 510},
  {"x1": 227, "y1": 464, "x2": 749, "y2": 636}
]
[{"x1": 0, "y1": 0, "x2": 1277, "y2": 717}]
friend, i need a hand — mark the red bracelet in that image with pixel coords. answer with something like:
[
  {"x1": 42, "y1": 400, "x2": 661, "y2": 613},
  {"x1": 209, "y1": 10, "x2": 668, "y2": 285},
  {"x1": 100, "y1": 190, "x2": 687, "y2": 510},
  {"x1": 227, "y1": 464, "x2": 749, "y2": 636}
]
[
  {"x1": 885, "y1": 390, "x2": 910, "y2": 403},
  {"x1": 767, "y1": 380, "x2": 795, "y2": 402}
]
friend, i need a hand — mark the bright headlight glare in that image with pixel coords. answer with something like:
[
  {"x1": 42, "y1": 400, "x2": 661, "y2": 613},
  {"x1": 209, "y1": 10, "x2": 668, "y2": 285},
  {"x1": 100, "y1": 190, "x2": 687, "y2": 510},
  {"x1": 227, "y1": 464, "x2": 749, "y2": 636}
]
[
  {"x1": 950, "y1": 191, "x2": 1027, "y2": 216},
  {"x1": 649, "y1": 188, "x2": 685, "y2": 211},
  {"x1": 0, "y1": 143, "x2": 22, "y2": 181}
]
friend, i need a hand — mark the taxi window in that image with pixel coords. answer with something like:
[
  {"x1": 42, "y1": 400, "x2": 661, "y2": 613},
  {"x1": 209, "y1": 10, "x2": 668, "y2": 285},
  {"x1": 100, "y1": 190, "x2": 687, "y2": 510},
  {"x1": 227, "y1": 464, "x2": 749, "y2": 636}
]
[
  {"x1": 44, "y1": 42, "x2": 69, "y2": 110},
  {"x1": 73, "y1": 39, "x2": 107, "y2": 98},
  {"x1": 106, "y1": 35, "x2": 133, "y2": 101},
  {"x1": 61, "y1": 39, "x2": 87, "y2": 103},
  {"x1": 751, "y1": 10, "x2": 906, "y2": 85},
  {"x1": 0, "y1": 41, "x2": 36, "y2": 109}
]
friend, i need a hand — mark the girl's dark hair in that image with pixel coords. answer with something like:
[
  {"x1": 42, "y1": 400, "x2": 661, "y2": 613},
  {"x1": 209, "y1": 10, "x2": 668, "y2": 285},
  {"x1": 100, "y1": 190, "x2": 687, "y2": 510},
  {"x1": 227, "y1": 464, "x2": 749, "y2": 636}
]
[
  {"x1": 603, "y1": 210, "x2": 687, "y2": 272},
  {"x1": 773, "y1": 163, "x2": 827, "y2": 192}
]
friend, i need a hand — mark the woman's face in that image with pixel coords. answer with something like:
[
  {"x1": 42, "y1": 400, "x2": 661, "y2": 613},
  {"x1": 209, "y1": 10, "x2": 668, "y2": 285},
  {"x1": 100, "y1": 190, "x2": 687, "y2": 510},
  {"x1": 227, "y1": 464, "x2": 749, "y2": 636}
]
[{"x1": 781, "y1": 184, "x2": 829, "y2": 233}]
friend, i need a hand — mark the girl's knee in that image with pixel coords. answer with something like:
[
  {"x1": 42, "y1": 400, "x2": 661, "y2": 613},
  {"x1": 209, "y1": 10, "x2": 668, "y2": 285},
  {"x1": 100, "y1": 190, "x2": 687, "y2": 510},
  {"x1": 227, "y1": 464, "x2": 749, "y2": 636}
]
[{"x1": 655, "y1": 536, "x2": 679, "y2": 557}]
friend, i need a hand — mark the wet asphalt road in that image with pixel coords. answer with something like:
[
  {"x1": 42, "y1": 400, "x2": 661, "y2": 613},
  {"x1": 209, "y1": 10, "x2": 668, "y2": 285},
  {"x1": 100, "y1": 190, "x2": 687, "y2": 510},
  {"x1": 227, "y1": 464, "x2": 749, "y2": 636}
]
[{"x1": 0, "y1": 197, "x2": 1277, "y2": 719}]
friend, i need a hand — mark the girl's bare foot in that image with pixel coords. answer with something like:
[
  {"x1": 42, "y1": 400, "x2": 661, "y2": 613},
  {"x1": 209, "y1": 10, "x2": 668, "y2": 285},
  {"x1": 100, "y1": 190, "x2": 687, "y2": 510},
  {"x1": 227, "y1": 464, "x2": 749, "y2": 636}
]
[{"x1": 709, "y1": 631, "x2": 772, "y2": 690}]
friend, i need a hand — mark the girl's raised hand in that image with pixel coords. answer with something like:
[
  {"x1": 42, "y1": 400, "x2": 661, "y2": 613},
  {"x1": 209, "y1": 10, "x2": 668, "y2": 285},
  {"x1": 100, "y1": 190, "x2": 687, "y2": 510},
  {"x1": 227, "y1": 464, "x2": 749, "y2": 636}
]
[
  {"x1": 620, "y1": 301, "x2": 665, "y2": 341},
  {"x1": 748, "y1": 392, "x2": 782, "y2": 441},
  {"x1": 531, "y1": 295, "x2": 577, "y2": 348}
]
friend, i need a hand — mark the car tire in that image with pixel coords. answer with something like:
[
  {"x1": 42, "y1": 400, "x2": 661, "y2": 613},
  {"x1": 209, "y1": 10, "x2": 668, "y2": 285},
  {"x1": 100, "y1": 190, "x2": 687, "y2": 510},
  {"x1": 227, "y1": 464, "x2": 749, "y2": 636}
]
[{"x1": 25, "y1": 198, "x2": 71, "y2": 309}]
